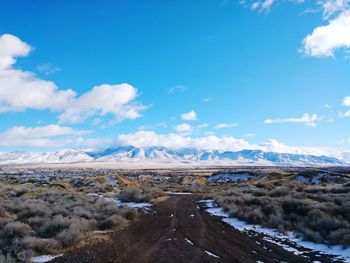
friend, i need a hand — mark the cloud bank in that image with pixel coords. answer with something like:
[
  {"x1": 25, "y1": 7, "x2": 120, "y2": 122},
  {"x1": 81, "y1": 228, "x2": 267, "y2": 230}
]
[
  {"x1": 0, "y1": 34, "x2": 146, "y2": 123},
  {"x1": 264, "y1": 113, "x2": 322, "y2": 127}
]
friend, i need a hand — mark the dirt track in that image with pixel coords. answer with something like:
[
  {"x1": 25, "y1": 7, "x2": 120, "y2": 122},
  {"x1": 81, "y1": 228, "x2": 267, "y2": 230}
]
[{"x1": 53, "y1": 195, "x2": 334, "y2": 263}]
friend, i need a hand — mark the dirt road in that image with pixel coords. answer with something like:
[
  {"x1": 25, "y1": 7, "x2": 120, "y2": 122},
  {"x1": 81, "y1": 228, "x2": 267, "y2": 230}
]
[{"x1": 53, "y1": 195, "x2": 335, "y2": 263}]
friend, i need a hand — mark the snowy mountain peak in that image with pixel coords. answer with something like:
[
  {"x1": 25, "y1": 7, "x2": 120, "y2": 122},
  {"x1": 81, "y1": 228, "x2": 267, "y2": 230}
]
[{"x1": 0, "y1": 146, "x2": 345, "y2": 166}]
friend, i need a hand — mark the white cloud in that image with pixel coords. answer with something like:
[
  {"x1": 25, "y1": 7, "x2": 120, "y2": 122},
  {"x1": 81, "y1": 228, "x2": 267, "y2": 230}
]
[
  {"x1": 116, "y1": 130, "x2": 252, "y2": 151},
  {"x1": 243, "y1": 0, "x2": 350, "y2": 58},
  {"x1": 168, "y1": 84, "x2": 186, "y2": 93},
  {"x1": 0, "y1": 34, "x2": 31, "y2": 69},
  {"x1": 181, "y1": 110, "x2": 197, "y2": 121},
  {"x1": 252, "y1": 2, "x2": 260, "y2": 9},
  {"x1": 339, "y1": 96, "x2": 350, "y2": 117},
  {"x1": 175, "y1": 123, "x2": 192, "y2": 133},
  {"x1": 264, "y1": 113, "x2": 322, "y2": 127},
  {"x1": 37, "y1": 63, "x2": 61, "y2": 75},
  {"x1": 0, "y1": 34, "x2": 146, "y2": 123},
  {"x1": 339, "y1": 109, "x2": 350, "y2": 117},
  {"x1": 197, "y1": 123, "x2": 209, "y2": 128},
  {"x1": 115, "y1": 130, "x2": 343, "y2": 158},
  {"x1": 58, "y1": 83, "x2": 146, "y2": 123},
  {"x1": 245, "y1": 133, "x2": 256, "y2": 137},
  {"x1": 343, "y1": 96, "x2": 350, "y2": 106},
  {"x1": 0, "y1": 67, "x2": 76, "y2": 112},
  {"x1": 302, "y1": 10, "x2": 350, "y2": 57},
  {"x1": 322, "y1": 0, "x2": 349, "y2": 19},
  {"x1": 203, "y1": 97, "x2": 211, "y2": 103},
  {"x1": 214, "y1": 123, "x2": 239, "y2": 129},
  {"x1": 0, "y1": 125, "x2": 95, "y2": 147},
  {"x1": 262, "y1": 0, "x2": 274, "y2": 9}
]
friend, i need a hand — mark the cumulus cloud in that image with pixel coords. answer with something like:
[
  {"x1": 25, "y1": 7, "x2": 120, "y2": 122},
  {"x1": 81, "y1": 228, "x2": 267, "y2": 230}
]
[
  {"x1": 0, "y1": 125, "x2": 95, "y2": 147},
  {"x1": 58, "y1": 83, "x2": 146, "y2": 123},
  {"x1": 116, "y1": 130, "x2": 253, "y2": 151},
  {"x1": 264, "y1": 113, "x2": 322, "y2": 127},
  {"x1": 0, "y1": 34, "x2": 31, "y2": 69},
  {"x1": 181, "y1": 110, "x2": 197, "y2": 121},
  {"x1": 214, "y1": 123, "x2": 239, "y2": 129},
  {"x1": 175, "y1": 123, "x2": 192, "y2": 133},
  {"x1": 343, "y1": 96, "x2": 350, "y2": 106},
  {"x1": 115, "y1": 130, "x2": 342, "y2": 158},
  {"x1": 302, "y1": 10, "x2": 350, "y2": 57},
  {"x1": 339, "y1": 95, "x2": 350, "y2": 117},
  {"x1": 0, "y1": 34, "x2": 146, "y2": 123},
  {"x1": 243, "y1": 0, "x2": 350, "y2": 57}
]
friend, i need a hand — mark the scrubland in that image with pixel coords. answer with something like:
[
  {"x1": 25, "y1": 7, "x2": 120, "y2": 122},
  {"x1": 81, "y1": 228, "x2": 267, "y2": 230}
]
[
  {"x1": 0, "y1": 170, "x2": 151, "y2": 262},
  {"x1": 211, "y1": 170, "x2": 350, "y2": 247},
  {"x1": 1, "y1": 167, "x2": 349, "y2": 261}
]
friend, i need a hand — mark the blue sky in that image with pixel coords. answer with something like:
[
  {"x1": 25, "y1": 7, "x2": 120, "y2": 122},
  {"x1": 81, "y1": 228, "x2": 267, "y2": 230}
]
[{"x1": 0, "y1": 0, "x2": 349, "y2": 154}]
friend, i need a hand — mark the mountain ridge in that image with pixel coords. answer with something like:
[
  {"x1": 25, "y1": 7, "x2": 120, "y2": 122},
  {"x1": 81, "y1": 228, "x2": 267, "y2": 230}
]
[{"x1": 0, "y1": 146, "x2": 345, "y2": 166}]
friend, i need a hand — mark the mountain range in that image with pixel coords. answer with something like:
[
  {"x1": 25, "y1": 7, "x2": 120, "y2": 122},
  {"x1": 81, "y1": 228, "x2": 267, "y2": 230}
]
[{"x1": 0, "y1": 146, "x2": 346, "y2": 166}]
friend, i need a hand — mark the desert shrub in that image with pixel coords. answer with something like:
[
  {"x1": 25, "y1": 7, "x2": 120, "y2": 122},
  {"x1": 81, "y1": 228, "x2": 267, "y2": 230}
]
[
  {"x1": 99, "y1": 215, "x2": 128, "y2": 230},
  {"x1": 213, "y1": 174, "x2": 350, "y2": 247},
  {"x1": 14, "y1": 237, "x2": 45, "y2": 253},
  {"x1": 1, "y1": 222, "x2": 31, "y2": 240},
  {"x1": 56, "y1": 228, "x2": 82, "y2": 248},
  {"x1": 328, "y1": 229, "x2": 350, "y2": 247},
  {"x1": 118, "y1": 188, "x2": 147, "y2": 202},
  {"x1": 269, "y1": 186, "x2": 289, "y2": 197},
  {"x1": 236, "y1": 207, "x2": 264, "y2": 224},
  {"x1": 120, "y1": 207, "x2": 138, "y2": 221},
  {"x1": 0, "y1": 181, "x2": 138, "y2": 260},
  {"x1": 282, "y1": 199, "x2": 311, "y2": 216},
  {"x1": 39, "y1": 215, "x2": 72, "y2": 237}
]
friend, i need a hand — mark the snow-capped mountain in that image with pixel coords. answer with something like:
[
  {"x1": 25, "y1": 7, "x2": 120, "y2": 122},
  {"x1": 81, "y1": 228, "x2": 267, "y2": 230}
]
[
  {"x1": 0, "y1": 149, "x2": 93, "y2": 165},
  {"x1": 0, "y1": 146, "x2": 345, "y2": 165}
]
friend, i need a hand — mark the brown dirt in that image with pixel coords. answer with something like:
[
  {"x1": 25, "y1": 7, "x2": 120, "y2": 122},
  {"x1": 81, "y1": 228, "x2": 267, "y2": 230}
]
[{"x1": 53, "y1": 195, "x2": 337, "y2": 263}]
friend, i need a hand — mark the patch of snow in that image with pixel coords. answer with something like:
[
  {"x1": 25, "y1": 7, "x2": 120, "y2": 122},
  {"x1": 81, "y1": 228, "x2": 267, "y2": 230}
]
[
  {"x1": 165, "y1": 191, "x2": 193, "y2": 195},
  {"x1": 88, "y1": 193, "x2": 153, "y2": 213},
  {"x1": 185, "y1": 238, "x2": 194, "y2": 246},
  {"x1": 201, "y1": 200, "x2": 350, "y2": 262},
  {"x1": 87, "y1": 193, "x2": 103, "y2": 198},
  {"x1": 207, "y1": 173, "x2": 254, "y2": 183},
  {"x1": 296, "y1": 175, "x2": 322, "y2": 185},
  {"x1": 31, "y1": 254, "x2": 63, "y2": 262},
  {"x1": 105, "y1": 175, "x2": 118, "y2": 186},
  {"x1": 204, "y1": 250, "x2": 221, "y2": 258},
  {"x1": 93, "y1": 230, "x2": 110, "y2": 234}
]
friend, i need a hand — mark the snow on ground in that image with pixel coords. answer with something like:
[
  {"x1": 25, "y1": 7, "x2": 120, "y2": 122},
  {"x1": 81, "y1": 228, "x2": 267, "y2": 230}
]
[
  {"x1": 87, "y1": 193, "x2": 153, "y2": 213},
  {"x1": 200, "y1": 200, "x2": 350, "y2": 262},
  {"x1": 185, "y1": 238, "x2": 194, "y2": 246},
  {"x1": 204, "y1": 250, "x2": 221, "y2": 258},
  {"x1": 165, "y1": 191, "x2": 193, "y2": 195},
  {"x1": 31, "y1": 254, "x2": 63, "y2": 262},
  {"x1": 207, "y1": 173, "x2": 254, "y2": 183}
]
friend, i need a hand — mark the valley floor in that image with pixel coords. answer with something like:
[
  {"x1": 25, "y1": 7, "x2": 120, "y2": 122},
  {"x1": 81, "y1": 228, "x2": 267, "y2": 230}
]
[{"x1": 52, "y1": 195, "x2": 337, "y2": 263}]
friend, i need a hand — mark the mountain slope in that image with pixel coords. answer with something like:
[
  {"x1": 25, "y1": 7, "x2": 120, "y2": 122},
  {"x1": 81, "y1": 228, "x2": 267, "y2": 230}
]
[{"x1": 0, "y1": 146, "x2": 344, "y2": 165}]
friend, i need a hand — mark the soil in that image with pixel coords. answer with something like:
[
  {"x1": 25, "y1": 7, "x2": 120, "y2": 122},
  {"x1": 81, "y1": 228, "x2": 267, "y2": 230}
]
[{"x1": 53, "y1": 194, "x2": 337, "y2": 263}]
